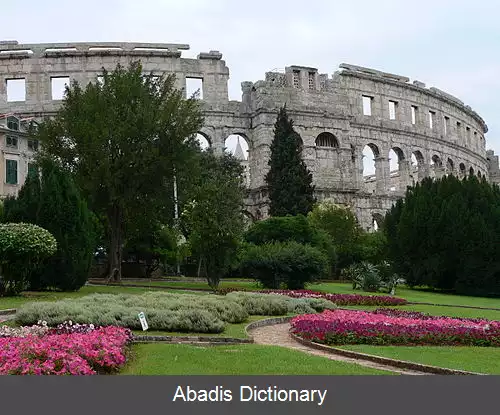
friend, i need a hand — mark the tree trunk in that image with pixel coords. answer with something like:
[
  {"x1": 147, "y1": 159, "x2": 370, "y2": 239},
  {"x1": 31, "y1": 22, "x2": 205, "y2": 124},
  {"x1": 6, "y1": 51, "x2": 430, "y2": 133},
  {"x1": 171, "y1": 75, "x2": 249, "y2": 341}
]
[{"x1": 107, "y1": 204, "x2": 123, "y2": 283}]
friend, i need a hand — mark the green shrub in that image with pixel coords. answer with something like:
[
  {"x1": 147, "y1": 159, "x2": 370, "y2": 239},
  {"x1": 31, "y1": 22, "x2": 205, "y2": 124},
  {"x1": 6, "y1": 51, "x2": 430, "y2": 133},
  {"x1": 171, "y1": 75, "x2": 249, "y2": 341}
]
[
  {"x1": 341, "y1": 261, "x2": 401, "y2": 294},
  {"x1": 15, "y1": 291, "x2": 334, "y2": 332},
  {"x1": 238, "y1": 241, "x2": 329, "y2": 289},
  {"x1": 2, "y1": 159, "x2": 97, "y2": 291},
  {"x1": 0, "y1": 223, "x2": 57, "y2": 295}
]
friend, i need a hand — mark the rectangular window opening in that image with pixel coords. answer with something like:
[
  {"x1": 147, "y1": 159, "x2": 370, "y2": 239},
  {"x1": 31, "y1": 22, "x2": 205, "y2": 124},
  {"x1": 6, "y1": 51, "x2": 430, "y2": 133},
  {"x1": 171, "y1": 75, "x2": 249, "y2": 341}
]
[
  {"x1": 308, "y1": 72, "x2": 315, "y2": 90},
  {"x1": 6, "y1": 78, "x2": 26, "y2": 102},
  {"x1": 6, "y1": 135, "x2": 18, "y2": 148},
  {"x1": 292, "y1": 70, "x2": 300, "y2": 88},
  {"x1": 28, "y1": 162, "x2": 38, "y2": 179},
  {"x1": 185, "y1": 77, "x2": 203, "y2": 99},
  {"x1": 6, "y1": 159, "x2": 18, "y2": 185},
  {"x1": 444, "y1": 116, "x2": 450, "y2": 135},
  {"x1": 51, "y1": 77, "x2": 70, "y2": 100},
  {"x1": 429, "y1": 111, "x2": 435, "y2": 129},
  {"x1": 389, "y1": 101, "x2": 397, "y2": 120},
  {"x1": 28, "y1": 139, "x2": 39, "y2": 151},
  {"x1": 411, "y1": 106, "x2": 417, "y2": 124},
  {"x1": 362, "y1": 96, "x2": 372, "y2": 116},
  {"x1": 457, "y1": 122, "x2": 462, "y2": 137}
]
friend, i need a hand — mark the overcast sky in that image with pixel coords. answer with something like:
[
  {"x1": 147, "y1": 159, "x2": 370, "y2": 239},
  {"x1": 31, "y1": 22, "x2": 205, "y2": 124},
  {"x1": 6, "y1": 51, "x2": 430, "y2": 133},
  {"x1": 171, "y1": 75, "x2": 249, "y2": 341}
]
[{"x1": 3, "y1": 0, "x2": 500, "y2": 170}]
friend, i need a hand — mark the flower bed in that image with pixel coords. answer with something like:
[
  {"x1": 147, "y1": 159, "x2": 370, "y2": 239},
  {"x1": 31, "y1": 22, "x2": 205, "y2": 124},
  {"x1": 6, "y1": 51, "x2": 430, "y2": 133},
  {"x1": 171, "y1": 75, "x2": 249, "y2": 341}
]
[
  {"x1": 290, "y1": 309, "x2": 500, "y2": 347},
  {"x1": 0, "y1": 325, "x2": 132, "y2": 375},
  {"x1": 261, "y1": 289, "x2": 407, "y2": 306}
]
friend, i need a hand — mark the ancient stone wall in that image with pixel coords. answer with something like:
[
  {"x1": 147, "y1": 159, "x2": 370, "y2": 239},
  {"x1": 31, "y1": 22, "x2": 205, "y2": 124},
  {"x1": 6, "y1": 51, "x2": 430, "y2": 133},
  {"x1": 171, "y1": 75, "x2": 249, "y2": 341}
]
[{"x1": 0, "y1": 41, "x2": 496, "y2": 230}]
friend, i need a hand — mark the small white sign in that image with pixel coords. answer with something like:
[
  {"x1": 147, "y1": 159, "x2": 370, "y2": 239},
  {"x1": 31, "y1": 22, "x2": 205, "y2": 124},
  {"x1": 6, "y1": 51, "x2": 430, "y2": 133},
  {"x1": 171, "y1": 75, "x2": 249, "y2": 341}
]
[{"x1": 138, "y1": 312, "x2": 148, "y2": 331}]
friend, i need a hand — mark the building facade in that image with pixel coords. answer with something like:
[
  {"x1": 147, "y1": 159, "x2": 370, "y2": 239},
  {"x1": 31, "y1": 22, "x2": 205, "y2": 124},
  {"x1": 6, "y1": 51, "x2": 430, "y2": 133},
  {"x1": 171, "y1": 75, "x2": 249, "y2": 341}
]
[{"x1": 0, "y1": 40, "x2": 497, "y2": 229}]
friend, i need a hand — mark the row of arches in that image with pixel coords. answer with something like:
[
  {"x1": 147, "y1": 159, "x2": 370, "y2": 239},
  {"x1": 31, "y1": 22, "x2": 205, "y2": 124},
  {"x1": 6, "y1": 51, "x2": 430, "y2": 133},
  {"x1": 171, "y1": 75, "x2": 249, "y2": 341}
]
[{"x1": 194, "y1": 133, "x2": 249, "y2": 161}]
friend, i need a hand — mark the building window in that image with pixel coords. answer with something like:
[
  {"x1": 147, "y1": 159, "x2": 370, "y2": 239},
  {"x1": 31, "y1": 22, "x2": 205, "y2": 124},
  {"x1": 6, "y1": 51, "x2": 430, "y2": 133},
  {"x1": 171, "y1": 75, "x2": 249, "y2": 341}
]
[
  {"x1": 308, "y1": 72, "x2": 315, "y2": 90},
  {"x1": 6, "y1": 135, "x2": 18, "y2": 148},
  {"x1": 411, "y1": 106, "x2": 417, "y2": 124},
  {"x1": 28, "y1": 163, "x2": 38, "y2": 179},
  {"x1": 457, "y1": 122, "x2": 462, "y2": 138},
  {"x1": 389, "y1": 101, "x2": 397, "y2": 120},
  {"x1": 362, "y1": 96, "x2": 372, "y2": 116},
  {"x1": 292, "y1": 70, "x2": 300, "y2": 88},
  {"x1": 5, "y1": 159, "x2": 18, "y2": 185},
  {"x1": 7, "y1": 116, "x2": 19, "y2": 131},
  {"x1": 28, "y1": 139, "x2": 39, "y2": 151},
  {"x1": 444, "y1": 116, "x2": 450, "y2": 135},
  {"x1": 429, "y1": 111, "x2": 435, "y2": 129}
]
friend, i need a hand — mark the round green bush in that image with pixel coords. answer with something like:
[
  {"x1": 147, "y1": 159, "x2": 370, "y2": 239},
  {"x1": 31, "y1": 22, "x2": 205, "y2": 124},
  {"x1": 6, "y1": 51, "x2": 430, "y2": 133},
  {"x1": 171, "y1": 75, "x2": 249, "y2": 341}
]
[
  {"x1": 238, "y1": 241, "x2": 329, "y2": 289},
  {"x1": 0, "y1": 223, "x2": 57, "y2": 295}
]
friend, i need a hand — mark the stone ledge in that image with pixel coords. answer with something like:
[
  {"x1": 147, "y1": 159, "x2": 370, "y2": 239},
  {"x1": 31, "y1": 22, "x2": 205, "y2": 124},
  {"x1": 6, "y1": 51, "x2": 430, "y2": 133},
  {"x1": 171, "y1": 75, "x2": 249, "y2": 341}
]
[{"x1": 289, "y1": 331, "x2": 485, "y2": 376}]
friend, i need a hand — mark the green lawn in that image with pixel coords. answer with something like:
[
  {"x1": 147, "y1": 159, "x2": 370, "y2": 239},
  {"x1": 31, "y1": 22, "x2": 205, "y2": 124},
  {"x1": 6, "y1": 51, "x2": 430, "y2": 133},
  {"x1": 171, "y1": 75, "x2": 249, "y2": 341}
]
[
  {"x1": 112, "y1": 279, "x2": 260, "y2": 291},
  {"x1": 132, "y1": 315, "x2": 284, "y2": 339},
  {"x1": 121, "y1": 343, "x2": 394, "y2": 375},
  {"x1": 312, "y1": 283, "x2": 500, "y2": 309},
  {"x1": 339, "y1": 345, "x2": 500, "y2": 374}
]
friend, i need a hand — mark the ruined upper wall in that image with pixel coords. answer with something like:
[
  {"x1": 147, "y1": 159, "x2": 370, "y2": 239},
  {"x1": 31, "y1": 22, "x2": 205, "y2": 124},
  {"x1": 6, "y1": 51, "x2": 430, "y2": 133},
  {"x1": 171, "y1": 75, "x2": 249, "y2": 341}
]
[
  {"x1": 0, "y1": 41, "x2": 230, "y2": 115},
  {"x1": 243, "y1": 63, "x2": 488, "y2": 160}
]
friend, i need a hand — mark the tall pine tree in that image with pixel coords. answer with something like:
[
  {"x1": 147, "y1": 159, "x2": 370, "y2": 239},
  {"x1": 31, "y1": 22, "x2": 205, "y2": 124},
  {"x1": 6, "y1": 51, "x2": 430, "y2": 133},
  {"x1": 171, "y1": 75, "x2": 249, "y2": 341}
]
[{"x1": 265, "y1": 106, "x2": 315, "y2": 216}]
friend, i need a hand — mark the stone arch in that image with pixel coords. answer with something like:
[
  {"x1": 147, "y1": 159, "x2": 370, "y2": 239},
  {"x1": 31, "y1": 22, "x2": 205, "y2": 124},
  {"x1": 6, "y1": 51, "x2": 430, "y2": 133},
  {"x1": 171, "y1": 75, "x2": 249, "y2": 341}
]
[
  {"x1": 431, "y1": 154, "x2": 442, "y2": 167},
  {"x1": 194, "y1": 132, "x2": 211, "y2": 150},
  {"x1": 362, "y1": 143, "x2": 380, "y2": 193},
  {"x1": 388, "y1": 147, "x2": 405, "y2": 192},
  {"x1": 446, "y1": 158, "x2": 454, "y2": 174},
  {"x1": 410, "y1": 150, "x2": 425, "y2": 185},
  {"x1": 477, "y1": 170, "x2": 482, "y2": 178},
  {"x1": 224, "y1": 133, "x2": 250, "y2": 187},
  {"x1": 469, "y1": 166, "x2": 474, "y2": 175},
  {"x1": 459, "y1": 162, "x2": 466, "y2": 178},
  {"x1": 372, "y1": 212, "x2": 384, "y2": 232},
  {"x1": 430, "y1": 154, "x2": 443, "y2": 179},
  {"x1": 315, "y1": 132, "x2": 339, "y2": 148}
]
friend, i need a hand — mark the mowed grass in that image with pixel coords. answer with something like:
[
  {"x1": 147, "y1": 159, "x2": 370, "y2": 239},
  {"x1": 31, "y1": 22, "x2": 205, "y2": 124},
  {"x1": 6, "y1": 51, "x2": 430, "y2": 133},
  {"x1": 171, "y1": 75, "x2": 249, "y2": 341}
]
[
  {"x1": 312, "y1": 283, "x2": 500, "y2": 309},
  {"x1": 115, "y1": 279, "x2": 260, "y2": 291},
  {"x1": 121, "y1": 343, "x2": 394, "y2": 375},
  {"x1": 339, "y1": 345, "x2": 500, "y2": 374},
  {"x1": 0, "y1": 285, "x2": 204, "y2": 310}
]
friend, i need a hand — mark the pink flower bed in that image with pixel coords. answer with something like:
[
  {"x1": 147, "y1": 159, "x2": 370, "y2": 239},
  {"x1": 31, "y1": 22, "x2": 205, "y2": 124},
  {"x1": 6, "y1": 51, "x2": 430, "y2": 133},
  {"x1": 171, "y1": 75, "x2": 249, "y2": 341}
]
[
  {"x1": 0, "y1": 326, "x2": 132, "y2": 375},
  {"x1": 291, "y1": 309, "x2": 500, "y2": 346},
  {"x1": 261, "y1": 289, "x2": 408, "y2": 306}
]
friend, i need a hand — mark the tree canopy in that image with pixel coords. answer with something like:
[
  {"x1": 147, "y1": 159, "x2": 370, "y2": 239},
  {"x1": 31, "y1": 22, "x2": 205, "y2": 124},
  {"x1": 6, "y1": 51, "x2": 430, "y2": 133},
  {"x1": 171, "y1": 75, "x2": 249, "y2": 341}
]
[
  {"x1": 36, "y1": 61, "x2": 204, "y2": 281},
  {"x1": 265, "y1": 106, "x2": 315, "y2": 216},
  {"x1": 384, "y1": 175, "x2": 500, "y2": 296}
]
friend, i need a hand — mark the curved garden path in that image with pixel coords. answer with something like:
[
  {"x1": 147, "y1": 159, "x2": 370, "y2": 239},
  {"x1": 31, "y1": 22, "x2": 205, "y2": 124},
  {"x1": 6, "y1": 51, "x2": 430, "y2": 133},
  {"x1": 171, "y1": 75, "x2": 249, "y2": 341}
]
[{"x1": 249, "y1": 323, "x2": 430, "y2": 375}]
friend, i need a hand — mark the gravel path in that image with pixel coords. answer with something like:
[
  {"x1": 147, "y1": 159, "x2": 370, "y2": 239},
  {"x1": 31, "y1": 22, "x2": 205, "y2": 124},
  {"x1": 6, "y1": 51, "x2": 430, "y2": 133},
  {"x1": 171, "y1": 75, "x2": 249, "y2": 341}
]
[{"x1": 249, "y1": 323, "x2": 430, "y2": 376}]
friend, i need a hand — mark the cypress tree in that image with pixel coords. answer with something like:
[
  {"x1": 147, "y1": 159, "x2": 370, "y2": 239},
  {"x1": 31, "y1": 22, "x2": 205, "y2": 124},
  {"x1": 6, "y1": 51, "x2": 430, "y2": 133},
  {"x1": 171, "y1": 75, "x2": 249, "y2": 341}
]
[
  {"x1": 3, "y1": 159, "x2": 97, "y2": 291},
  {"x1": 265, "y1": 106, "x2": 315, "y2": 216}
]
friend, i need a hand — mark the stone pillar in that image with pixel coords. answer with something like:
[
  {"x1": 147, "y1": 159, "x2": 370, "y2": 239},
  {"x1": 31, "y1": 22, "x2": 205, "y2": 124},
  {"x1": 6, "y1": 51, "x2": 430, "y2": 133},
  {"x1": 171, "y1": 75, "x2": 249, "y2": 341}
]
[
  {"x1": 351, "y1": 144, "x2": 363, "y2": 190},
  {"x1": 212, "y1": 128, "x2": 225, "y2": 156},
  {"x1": 374, "y1": 156, "x2": 390, "y2": 194},
  {"x1": 433, "y1": 164, "x2": 446, "y2": 179},
  {"x1": 398, "y1": 160, "x2": 412, "y2": 191}
]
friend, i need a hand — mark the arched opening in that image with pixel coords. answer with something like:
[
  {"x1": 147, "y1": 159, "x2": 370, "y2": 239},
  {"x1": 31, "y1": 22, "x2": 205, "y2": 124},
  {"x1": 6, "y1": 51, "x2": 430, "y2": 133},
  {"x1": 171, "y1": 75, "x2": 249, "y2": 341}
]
[
  {"x1": 225, "y1": 134, "x2": 250, "y2": 187},
  {"x1": 469, "y1": 166, "x2": 474, "y2": 176},
  {"x1": 195, "y1": 133, "x2": 210, "y2": 151},
  {"x1": 362, "y1": 144, "x2": 379, "y2": 193},
  {"x1": 315, "y1": 132, "x2": 339, "y2": 148},
  {"x1": 477, "y1": 170, "x2": 482, "y2": 179},
  {"x1": 224, "y1": 134, "x2": 249, "y2": 160},
  {"x1": 389, "y1": 147, "x2": 405, "y2": 192},
  {"x1": 446, "y1": 158, "x2": 454, "y2": 174},
  {"x1": 430, "y1": 155, "x2": 442, "y2": 179},
  {"x1": 410, "y1": 151, "x2": 424, "y2": 185},
  {"x1": 459, "y1": 163, "x2": 466, "y2": 178},
  {"x1": 372, "y1": 213, "x2": 384, "y2": 232}
]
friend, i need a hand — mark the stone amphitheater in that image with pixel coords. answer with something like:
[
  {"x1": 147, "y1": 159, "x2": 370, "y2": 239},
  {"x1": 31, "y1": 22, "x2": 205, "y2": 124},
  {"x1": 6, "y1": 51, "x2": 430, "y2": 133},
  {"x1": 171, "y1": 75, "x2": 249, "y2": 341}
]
[{"x1": 0, "y1": 40, "x2": 499, "y2": 230}]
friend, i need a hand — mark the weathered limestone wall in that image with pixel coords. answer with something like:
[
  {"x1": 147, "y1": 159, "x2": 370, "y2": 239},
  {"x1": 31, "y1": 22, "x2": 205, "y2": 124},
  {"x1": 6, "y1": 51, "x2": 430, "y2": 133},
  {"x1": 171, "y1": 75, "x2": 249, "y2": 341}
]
[{"x1": 0, "y1": 41, "x2": 496, "y2": 230}]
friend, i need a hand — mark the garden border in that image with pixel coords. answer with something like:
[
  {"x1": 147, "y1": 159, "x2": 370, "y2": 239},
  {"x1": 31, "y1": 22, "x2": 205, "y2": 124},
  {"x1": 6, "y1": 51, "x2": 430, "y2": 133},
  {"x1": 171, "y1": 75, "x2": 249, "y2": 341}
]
[
  {"x1": 0, "y1": 309, "x2": 16, "y2": 316},
  {"x1": 288, "y1": 331, "x2": 485, "y2": 375},
  {"x1": 244, "y1": 316, "x2": 294, "y2": 340},
  {"x1": 131, "y1": 334, "x2": 252, "y2": 345}
]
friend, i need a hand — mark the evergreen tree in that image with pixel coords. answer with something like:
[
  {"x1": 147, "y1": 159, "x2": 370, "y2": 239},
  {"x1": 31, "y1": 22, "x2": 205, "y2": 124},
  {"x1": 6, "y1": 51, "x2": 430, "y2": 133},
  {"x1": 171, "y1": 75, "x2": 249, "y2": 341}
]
[
  {"x1": 3, "y1": 159, "x2": 97, "y2": 291},
  {"x1": 265, "y1": 106, "x2": 315, "y2": 216}
]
